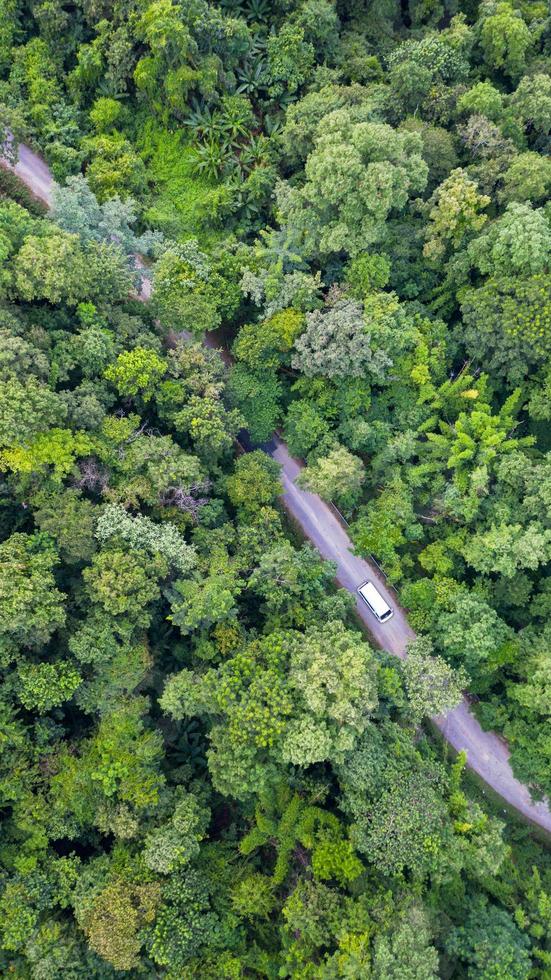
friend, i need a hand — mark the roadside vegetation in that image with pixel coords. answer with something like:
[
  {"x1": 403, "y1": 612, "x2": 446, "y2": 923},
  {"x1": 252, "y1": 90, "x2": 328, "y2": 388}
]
[{"x1": 0, "y1": 0, "x2": 551, "y2": 975}]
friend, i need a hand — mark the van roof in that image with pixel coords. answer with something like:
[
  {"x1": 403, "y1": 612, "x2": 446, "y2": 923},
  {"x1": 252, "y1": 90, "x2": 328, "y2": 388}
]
[{"x1": 358, "y1": 580, "x2": 392, "y2": 618}]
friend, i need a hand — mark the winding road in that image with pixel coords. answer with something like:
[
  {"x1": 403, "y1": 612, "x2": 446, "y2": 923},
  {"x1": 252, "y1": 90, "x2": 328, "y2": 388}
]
[{"x1": 4, "y1": 144, "x2": 551, "y2": 835}]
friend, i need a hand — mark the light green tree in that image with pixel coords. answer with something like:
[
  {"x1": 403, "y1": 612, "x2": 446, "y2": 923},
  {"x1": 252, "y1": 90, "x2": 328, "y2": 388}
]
[
  {"x1": 477, "y1": 0, "x2": 532, "y2": 79},
  {"x1": 17, "y1": 661, "x2": 82, "y2": 713},
  {"x1": 457, "y1": 80, "x2": 504, "y2": 121},
  {"x1": 468, "y1": 203, "x2": 551, "y2": 278},
  {"x1": 277, "y1": 114, "x2": 428, "y2": 258},
  {"x1": 510, "y1": 73, "x2": 551, "y2": 137},
  {"x1": 403, "y1": 636, "x2": 467, "y2": 723},
  {"x1": 423, "y1": 389, "x2": 535, "y2": 492},
  {"x1": 0, "y1": 533, "x2": 66, "y2": 651},
  {"x1": 152, "y1": 242, "x2": 224, "y2": 335},
  {"x1": 105, "y1": 347, "x2": 167, "y2": 401},
  {"x1": 423, "y1": 168, "x2": 490, "y2": 262},
  {"x1": 266, "y1": 23, "x2": 315, "y2": 97},
  {"x1": 83, "y1": 548, "x2": 167, "y2": 628},
  {"x1": 297, "y1": 445, "x2": 365, "y2": 509},
  {"x1": 225, "y1": 450, "x2": 282, "y2": 514},
  {"x1": 372, "y1": 908, "x2": 439, "y2": 980},
  {"x1": 14, "y1": 230, "x2": 133, "y2": 305},
  {"x1": 461, "y1": 522, "x2": 551, "y2": 578},
  {"x1": 501, "y1": 152, "x2": 551, "y2": 205}
]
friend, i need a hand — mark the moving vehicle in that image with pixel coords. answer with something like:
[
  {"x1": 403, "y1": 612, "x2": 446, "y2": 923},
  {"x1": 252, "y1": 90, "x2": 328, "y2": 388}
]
[{"x1": 357, "y1": 580, "x2": 394, "y2": 622}]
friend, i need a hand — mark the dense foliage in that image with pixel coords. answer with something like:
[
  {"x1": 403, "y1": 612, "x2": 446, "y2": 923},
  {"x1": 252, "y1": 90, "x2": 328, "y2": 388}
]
[{"x1": 0, "y1": 0, "x2": 551, "y2": 975}]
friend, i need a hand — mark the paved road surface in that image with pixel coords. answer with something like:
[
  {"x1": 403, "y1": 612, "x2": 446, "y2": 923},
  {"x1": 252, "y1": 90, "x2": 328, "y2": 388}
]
[
  {"x1": 6, "y1": 141, "x2": 551, "y2": 835},
  {"x1": 1, "y1": 141, "x2": 54, "y2": 206}
]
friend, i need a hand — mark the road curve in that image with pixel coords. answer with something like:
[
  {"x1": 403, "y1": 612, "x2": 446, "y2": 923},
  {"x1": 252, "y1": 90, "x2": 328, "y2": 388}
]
[{"x1": 5, "y1": 142, "x2": 551, "y2": 835}]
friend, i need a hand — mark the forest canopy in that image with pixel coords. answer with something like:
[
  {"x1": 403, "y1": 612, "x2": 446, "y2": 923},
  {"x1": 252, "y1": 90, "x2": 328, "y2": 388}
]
[{"x1": 0, "y1": 0, "x2": 551, "y2": 976}]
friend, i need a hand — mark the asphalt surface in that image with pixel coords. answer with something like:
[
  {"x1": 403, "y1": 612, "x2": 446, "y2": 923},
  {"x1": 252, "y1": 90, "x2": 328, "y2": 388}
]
[
  {"x1": 6, "y1": 142, "x2": 551, "y2": 836},
  {"x1": 1, "y1": 141, "x2": 54, "y2": 206}
]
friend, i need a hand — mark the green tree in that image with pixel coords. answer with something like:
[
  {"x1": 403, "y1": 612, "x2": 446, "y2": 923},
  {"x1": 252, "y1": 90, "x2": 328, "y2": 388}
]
[
  {"x1": 279, "y1": 877, "x2": 357, "y2": 975},
  {"x1": 461, "y1": 277, "x2": 551, "y2": 382},
  {"x1": 167, "y1": 565, "x2": 241, "y2": 635},
  {"x1": 225, "y1": 450, "x2": 282, "y2": 514},
  {"x1": 389, "y1": 60, "x2": 432, "y2": 115},
  {"x1": 283, "y1": 399, "x2": 332, "y2": 459},
  {"x1": 297, "y1": 445, "x2": 365, "y2": 509},
  {"x1": 227, "y1": 364, "x2": 282, "y2": 443},
  {"x1": 434, "y1": 589, "x2": 514, "y2": 676},
  {"x1": 233, "y1": 308, "x2": 305, "y2": 372},
  {"x1": 292, "y1": 297, "x2": 391, "y2": 381},
  {"x1": 446, "y1": 896, "x2": 532, "y2": 979},
  {"x1": 280, "y1": 82, "x2": 374, "y2": 165},
  {"x1": 161, "y1": 622, "x2": 378, "y2": 797},
  {"x1": 372, "y1": 908, "x2": 439, "y2": 980},
  {"x1": 0, "y1": 377, "x2": 66, "y2": 448},
  {"x1": 403, "y1": 636, "x2": 467, "y2": 723},
  {"x1": 401, "y1": 119, "x2": 459, "y2": 192},
  {"x1": 510, "y1": 73, "x2": 551, "y2": 138},
  {"x1": 17, "y1": 661, "x2": 82, "y2": 713},
  {"x1": 172, "y1": 393, "x2": 243, "y2": 461},
  {"x1": 14, "y1": 229, "x2": 89, "y2": 305},
  {"x1": 358, "y1": 762, "x2": 450, "y2": 878},
  {"x1": 266, "y1": 23, "x2": 315, "y2": 97},
  {"x1": 50, "y1": 697, "x2": 165, "y2": 832},
  {"x1": 105, "y1": 347, "x2": 167, "y2": 401},
  {"x1": 248, "y1": 541, "x2": 348, "y2": 628},
  {"x1": 500, "y1": 152, "x2": 551, "y2": 205},
  {"x1": 423, "y1": 169, "x2": 490, "y2": 262},
  {"x1": 148, "y1": 867, "x2": 227, "y2": 973},
  {"x1": 231, "y1": 874, "x2": 275, "y2": 922},
  {"x1": 91, "y1": 417, "x2": 205, "y2": 508},
  {"x1": 32, "y1": 489, "x2": 98, "y2": 564},
  {"x1": 240, "y1": 783, "x2": 362, "y2": 888},
  {"x1": 345, "y1": 251, "x2": 391, "y2": 299},
  {"x1": 350, "y1": 476, "x2": 421, "y2": 582},
  {"x1": 277, "y1": 115, "x2": 428, "y2": 258},
  {"x1": 467, "y1": 203, "x2": 551, "y2": 278},
  {"x1": 476, "y1": 1, "x2": 532, "y2": 80},
  {"x1": 89, "y1": 96, "x2": 124, "y2": 132},
  {"x1": 386, "y1": 28, "x2": 470, "y2": 85},
  {"x1": 83, "y1": 548, "x2": 167, "y2": 628},
  {"x1": 0, "y1": 533, "x2": 66, "y2": 651}
]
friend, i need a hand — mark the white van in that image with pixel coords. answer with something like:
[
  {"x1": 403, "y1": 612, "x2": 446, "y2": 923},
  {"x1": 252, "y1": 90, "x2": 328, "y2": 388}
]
[{"x1": 357, "y1": 580, "x2": 393, "y2": 623}]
